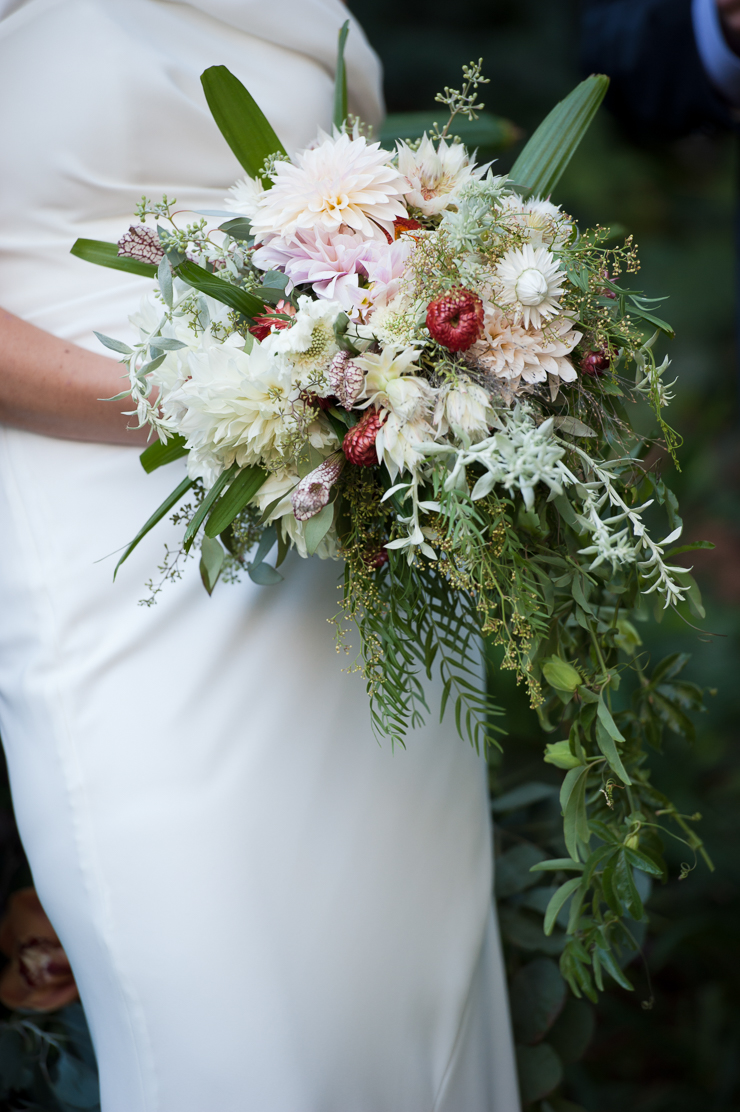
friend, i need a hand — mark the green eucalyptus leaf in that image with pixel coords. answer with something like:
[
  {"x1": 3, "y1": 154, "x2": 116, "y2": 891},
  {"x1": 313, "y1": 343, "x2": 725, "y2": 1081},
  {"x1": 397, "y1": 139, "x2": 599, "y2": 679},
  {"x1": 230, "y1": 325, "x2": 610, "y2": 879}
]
[
  {"x1": 544, "y1": 740, "x2": 581, "y2": 770},
  {"x1": 200, "y1": 535, "x2": 225, "y2": 595},
  {"x1": 491, "y1": 782, "x2": 559, "y2": 813},
  {"x1": 510, "y1": 958, "x2": 567, "y2": 1045},
  {"x1": 304, "y1": 501, "x2": 334, "y2": 556},
  {"x1": 248, "y1": 561, "x2": 283, "y2": 586},
  {"x1": 544, "y1": 877, "x2": 582, "y2": 935},
  {"x1": 201, "y1": 65, "x2": 286, "y2": 183},
  {"x1": 509, "y1": 74, "x2": 609, "y2": 198},
  {"x1": 516, "y1": 1042, "x2": 564, "y2": 1105},
  {"x1": 495, "y1": 844, "x2": 547, "y2": 898}
]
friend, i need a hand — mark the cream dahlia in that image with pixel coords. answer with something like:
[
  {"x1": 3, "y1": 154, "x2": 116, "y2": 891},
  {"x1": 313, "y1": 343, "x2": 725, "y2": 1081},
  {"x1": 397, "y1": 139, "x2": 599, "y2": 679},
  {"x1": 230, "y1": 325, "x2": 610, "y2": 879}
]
[
  {"x1": 494, "y1": 244, "x2": 566, "y2": 329},
  {"x1": 467, "y1": 309, "x2": 581, "y2": 389},
  {"x1": 250, "y1": 131, "x2": 409, "y2": 242},
  {"x1": 172, "y1": 334, "x2": 302, "y2": 479}
]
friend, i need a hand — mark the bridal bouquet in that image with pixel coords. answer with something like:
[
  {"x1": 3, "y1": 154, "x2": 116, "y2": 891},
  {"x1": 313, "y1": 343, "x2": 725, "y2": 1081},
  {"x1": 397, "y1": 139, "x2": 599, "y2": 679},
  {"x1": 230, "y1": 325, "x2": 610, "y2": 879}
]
[{"x1": 73, "y1": 38, "x2": 711, "y2": 1003}]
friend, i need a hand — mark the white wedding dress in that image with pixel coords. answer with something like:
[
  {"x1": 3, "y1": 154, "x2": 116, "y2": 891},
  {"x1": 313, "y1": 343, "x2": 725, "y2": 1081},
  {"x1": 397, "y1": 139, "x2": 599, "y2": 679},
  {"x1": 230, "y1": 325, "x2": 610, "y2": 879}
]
[{"x1": 0, "y1": 2, "x2": 520, "y2": 1109}]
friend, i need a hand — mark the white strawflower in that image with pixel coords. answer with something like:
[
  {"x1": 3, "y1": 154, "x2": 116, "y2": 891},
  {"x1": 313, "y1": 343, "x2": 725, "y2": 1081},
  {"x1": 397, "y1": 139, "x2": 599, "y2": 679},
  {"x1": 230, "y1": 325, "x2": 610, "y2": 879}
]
[
  {"x1": 434, "y1": 376, "x2": 495, "y2": 441},
  {"x1": 494, "y1": 244, "x2": 566, "y2": 328},
  {"x1": 251, "y1": 131, "x2": 409, "y2": 242},
  {"x1": 170, "y1": 334, "x2": 303, "y2": 475},
  {"x1": 223, "y1": 175, "x2": 265, "y2": 219},
  {"x1": 467, "y1": 309, "x2": 580, "y2": 389},
  {"x1": 397, "y1": 135, "x2": 485, "y2": 217},
  {"x1": 498, "y1": 194, "x2": 571, "y2": 247}
]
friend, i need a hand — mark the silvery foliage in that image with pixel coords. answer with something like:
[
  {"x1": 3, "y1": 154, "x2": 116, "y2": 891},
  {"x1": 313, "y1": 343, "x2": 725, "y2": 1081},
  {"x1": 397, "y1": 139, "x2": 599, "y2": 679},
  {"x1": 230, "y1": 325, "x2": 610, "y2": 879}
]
[
  {"x1": 438, "y1": 172, "x2": 512, "y2": 257},
  {"x1": 411, "y1": 405, "x2": 686, "y2": 607},
  {"x1": 633, "y1": 330, "x2": 677, "y2": 409}
]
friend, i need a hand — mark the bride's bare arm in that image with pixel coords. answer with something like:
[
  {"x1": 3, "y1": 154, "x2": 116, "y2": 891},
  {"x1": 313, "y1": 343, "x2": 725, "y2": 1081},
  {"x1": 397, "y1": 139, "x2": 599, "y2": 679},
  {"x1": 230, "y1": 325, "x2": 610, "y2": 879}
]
[{"x1": 0, "y1": 307, "x2": 149, "y2": 445}]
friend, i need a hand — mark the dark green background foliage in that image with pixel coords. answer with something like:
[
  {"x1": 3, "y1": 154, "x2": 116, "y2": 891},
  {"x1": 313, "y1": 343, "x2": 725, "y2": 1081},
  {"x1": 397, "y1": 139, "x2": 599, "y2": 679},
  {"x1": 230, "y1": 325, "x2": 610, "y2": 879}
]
[
  {"x1": 349, "y1": 0, "x2": 740, "y2": 1108},
  {"x1": 1, "y1": 1, "x2": 740, "y2": 1107}
]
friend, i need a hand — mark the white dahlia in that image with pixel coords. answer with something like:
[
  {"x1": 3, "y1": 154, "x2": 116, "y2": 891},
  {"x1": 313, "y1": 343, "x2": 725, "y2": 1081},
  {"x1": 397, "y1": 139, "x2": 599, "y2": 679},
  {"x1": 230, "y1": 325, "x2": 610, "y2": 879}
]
[
  {"x1": 467, "y1": 309, "x2": 581, "y2": 389},
  {"x1": 223, "y1": 175, "x2": 265, "y2": 219},
  {"x1": 494, "y1": 244, "x2": 566, "y2": 329},
  {"x1": 250, "y1": 131, "x2": 409, "y2": 242},
  {"x1": 171, "y1": 334, "x2": 303, "y2": 478},
  {"x1": 397, "y1": 135, "x2": 485, "y2": 216}
]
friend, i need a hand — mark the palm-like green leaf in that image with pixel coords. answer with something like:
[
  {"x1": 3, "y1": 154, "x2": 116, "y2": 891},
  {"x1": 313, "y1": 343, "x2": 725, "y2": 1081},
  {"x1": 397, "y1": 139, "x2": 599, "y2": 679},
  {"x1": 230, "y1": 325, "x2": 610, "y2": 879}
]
[{"x1": 510, "y1": 74, "x2": 609, "y2": 198}]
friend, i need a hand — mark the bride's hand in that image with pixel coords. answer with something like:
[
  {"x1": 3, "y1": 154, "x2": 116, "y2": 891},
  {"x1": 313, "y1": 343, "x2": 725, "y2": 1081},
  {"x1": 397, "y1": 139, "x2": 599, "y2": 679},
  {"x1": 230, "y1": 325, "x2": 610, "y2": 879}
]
[{"x1": 0, "y1": 308, "x2": 150, "y2": 446}]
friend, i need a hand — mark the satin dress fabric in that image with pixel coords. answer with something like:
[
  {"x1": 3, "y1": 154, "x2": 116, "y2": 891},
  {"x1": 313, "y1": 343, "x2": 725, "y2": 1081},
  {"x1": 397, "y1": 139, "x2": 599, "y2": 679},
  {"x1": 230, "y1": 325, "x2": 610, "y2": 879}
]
[{"x1": 0, "y1": 2, "x2": 520, "y2": 1109}]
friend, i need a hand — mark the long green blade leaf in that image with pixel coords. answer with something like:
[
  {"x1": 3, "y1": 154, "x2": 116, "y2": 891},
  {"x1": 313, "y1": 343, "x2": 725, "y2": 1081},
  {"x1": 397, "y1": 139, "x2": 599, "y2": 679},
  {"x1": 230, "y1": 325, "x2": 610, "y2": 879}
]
[
  {"x1": 204, "y1": 465, "x2": 268, "y2": 537},
  {"x1": 201, "y1": 65, "x2": 286, "y2": 184},
  {"x1": 114, "y1": 476, "x2": 193, "y2": 578},
  {"x1": 71, "y1": 238, "x2": 157, "y2": 278},
  {"x1": 333, "y1": 20, "x2": 349, "y2": 130},
  {"x1": 140, "y1": 434, "x2": 189, "y2": 474},
  {"x1": 184, "y1": 465, "x2": 237, "y2": 550},
  {"x1": 175, "y1": 260, "x2": 265, "y2": 318},
  {"x1": 510, "y1": 74, "x2": 609, "y2": 198}
]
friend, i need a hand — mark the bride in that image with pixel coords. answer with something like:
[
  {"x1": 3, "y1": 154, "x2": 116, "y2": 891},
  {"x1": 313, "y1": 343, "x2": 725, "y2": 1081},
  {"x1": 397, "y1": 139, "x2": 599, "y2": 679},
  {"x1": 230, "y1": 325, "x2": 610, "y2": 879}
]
[{"x1": 0, "y1": 1, "x2": 519, "y2": 1108}]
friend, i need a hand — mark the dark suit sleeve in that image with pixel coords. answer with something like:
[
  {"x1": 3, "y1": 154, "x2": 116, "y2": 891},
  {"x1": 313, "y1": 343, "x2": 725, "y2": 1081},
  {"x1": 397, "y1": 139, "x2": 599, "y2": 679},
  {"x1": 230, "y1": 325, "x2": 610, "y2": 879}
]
[{"x1": 581, "y1": 0, "x2": 737, "y2": 139}]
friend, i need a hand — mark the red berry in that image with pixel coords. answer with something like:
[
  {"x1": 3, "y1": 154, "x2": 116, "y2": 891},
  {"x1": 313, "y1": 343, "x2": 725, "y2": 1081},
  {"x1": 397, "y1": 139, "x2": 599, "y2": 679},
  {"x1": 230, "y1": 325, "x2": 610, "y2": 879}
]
[
  {"x1": 364, "y1": 548, "x2": 389, "y2": 569},
  {"x1": 580, "y1": 349, "x2": 612, "y2": 377},
  {"x1": 343, "y1": 409, "x2": 386, "y2": 467},
  {"x1": 426, "y1": 287, "x2": 484, "y2": 352}
]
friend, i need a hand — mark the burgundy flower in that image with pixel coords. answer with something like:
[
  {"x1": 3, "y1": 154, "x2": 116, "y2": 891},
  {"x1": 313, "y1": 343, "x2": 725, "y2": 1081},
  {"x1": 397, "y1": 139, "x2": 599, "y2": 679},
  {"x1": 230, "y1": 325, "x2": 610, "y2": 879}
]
[
  {"x1": 343, "y1": 409, "x2": 386, "y2": 467},
  {"x1": 426, "y1": 287, "x2": 484, "y2": 352},
  {"x1": 580, "y1": 348, "x2": 612, "y2": 377}
]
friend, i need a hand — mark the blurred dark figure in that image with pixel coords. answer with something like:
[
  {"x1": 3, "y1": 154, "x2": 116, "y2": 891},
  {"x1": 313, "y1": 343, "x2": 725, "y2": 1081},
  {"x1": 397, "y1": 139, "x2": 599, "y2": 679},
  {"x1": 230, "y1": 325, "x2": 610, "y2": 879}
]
[
  {"x1": 581, "y1": 0, "x2": 740, "y2": 138},
  {"x1": 582, "y1": 0, "x2": 740, "y2": 390}
]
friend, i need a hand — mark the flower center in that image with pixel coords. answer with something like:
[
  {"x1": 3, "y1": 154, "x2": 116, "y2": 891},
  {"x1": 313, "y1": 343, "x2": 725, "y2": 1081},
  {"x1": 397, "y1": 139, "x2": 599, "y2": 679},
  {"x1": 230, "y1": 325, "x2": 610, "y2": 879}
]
[
  {"x1": 324, "y1": 192, "x2": 349, "y2": 217},
  {"x1": 515, "y1": 267, "x2": 549, "y2": 306}
]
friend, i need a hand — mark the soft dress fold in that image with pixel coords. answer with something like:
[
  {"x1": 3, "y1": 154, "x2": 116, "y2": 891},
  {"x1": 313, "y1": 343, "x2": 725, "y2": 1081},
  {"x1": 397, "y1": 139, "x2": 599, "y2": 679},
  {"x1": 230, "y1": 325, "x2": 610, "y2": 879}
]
[{"x1": 0, "y1": 1, "x2": 520, "y2": 1109}]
